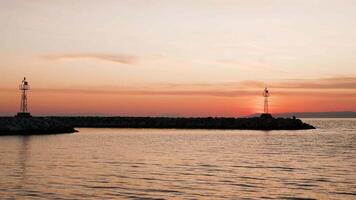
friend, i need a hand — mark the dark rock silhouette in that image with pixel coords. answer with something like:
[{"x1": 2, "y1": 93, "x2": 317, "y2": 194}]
[
  {"x1": 51, "y1": 115, "x2": 315, "y2": 130},
  {"x1": 260, "y1": 113, "x2": 273, "y2": 119},
  {"x1": 0, "y1": 117, "x2": 76, "y2": 135},
  {"x1": 247, "y1": 111, "x2": 356, "y2": 118},
  {"x1": 0, "y1": 115, "x2": 315, "y2": 135},
  {"x1": 15, "y1": 113, "x2": 32, "y2": 117}
]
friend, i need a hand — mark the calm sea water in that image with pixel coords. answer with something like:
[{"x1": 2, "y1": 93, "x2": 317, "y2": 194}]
[{"x1": 0, "y1": 119, "x2": 355, "y2": 200}]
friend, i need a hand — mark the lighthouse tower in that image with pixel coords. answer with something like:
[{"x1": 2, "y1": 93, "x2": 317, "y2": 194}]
[
  {"x1": 261, "y1": 87, "x2": 272, "y2": 118},
  {"x1": 16, "y1": 77, "x2": 32, "y2": 117},
  {"x1": 263, "y1": 87, "x2": 270, "y2": 114}
]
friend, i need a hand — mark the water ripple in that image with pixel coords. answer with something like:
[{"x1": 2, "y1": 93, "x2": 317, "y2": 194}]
[{"x1": 0, "y1": 119, "x2": 355, "y2": 199}]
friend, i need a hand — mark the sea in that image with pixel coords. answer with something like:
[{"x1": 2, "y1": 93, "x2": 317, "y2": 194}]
[{"x1": 0, "y1": 119, "x2": 355, "y2": 200}]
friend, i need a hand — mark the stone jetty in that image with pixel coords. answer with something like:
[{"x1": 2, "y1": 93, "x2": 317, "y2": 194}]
[
  {"x1": 51, "y1": 114, "x2": 315, "y2": 130},
  {"x1": 0, "y1": 117, "x2": 77, "y2": 135}
]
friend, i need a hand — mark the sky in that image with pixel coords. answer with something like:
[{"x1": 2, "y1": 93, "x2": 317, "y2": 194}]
[{"x1": 0, "y1": 0, "x2": 356, "y2": 117}]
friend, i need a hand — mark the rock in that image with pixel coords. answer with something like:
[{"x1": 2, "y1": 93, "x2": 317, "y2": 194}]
[
  {"x1": 0, "y1": 115, "x2": 315, "y2": 134},
  {"x1": 50, "y1": 116, "x2": 315, "y2": 130},
  {"x1": 0, "y1": 117, "x2": 77, "y2": 135}
]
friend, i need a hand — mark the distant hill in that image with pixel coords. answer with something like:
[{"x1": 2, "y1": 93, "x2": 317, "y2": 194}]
[{"x1": 246, "y1": 111, "x2": 356, "y2": 118}]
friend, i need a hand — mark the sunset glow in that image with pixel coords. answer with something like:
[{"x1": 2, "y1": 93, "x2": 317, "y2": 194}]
[{"x1": 1, "y1": 0, "x2": 356, "y2": 116}]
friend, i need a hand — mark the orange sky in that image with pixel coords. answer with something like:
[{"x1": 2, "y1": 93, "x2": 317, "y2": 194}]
[
  {"x1": 0, "y1": 0, "x2": 356, "y2": 116},
  {"x1": 1, "y1": 77, "x2": 355, "y2": 116}
]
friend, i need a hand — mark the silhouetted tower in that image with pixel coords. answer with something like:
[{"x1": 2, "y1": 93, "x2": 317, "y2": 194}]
[
  {"x1": 16, "y1": 77, "x2": 31, "y2": 117},
  {"x1": 262, "y1": 87, "x2": 270, "y2": 114}
]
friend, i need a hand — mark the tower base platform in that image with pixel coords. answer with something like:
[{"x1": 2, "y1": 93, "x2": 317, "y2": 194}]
[{"x1": 15, "y1": 112, "x2": 32, "y2": 118}]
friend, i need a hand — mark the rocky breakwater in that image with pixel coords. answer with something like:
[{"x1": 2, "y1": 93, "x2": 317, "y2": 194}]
[
  {"x1": 0, "y1": 117, "x2": 77, "y2": 135},
  {"x1": 244, "y1": 114, "x2": 315, "y2": 130},
  {"x1": 52, "y1": 114, "x2": 315, "y2": 130}
]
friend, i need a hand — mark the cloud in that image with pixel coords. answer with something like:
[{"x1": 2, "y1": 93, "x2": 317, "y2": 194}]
[
  {"x1": 42, "y1": 53, "x2": 137, "y2": 64},
  {"x1": 30, "y1": 88, "x2": 257, "y2": 97},
  {"x1": 151, "y1": 76, "x2": 356, "y2": 90},
  {"x1": 15, "y1": 87, "x2": 356, "y2": 98},
  {"x1": 1, "y1": 76, "x2": 356, "y2": 98},
  {"x1": 269, "y1": 77, "x2": 356, "y2": 90},
  {"x1": 203, "y1": 76, "x2": 356, "y2": 90}
]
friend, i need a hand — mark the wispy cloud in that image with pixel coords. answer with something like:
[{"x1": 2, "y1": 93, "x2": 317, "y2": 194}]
[
  {"x1": 42, "y1": 53, "x2": 137, "y2": 64},
  {"x1": 19, "y1": 87, "x2": 356, "y2": 98},
  {"x1": 1, "y1": 76, "x2": 356, "y2": 98},
  {"x1": 151, "y1": 76, "x2": 356, "y2": 90},
  {"x1": 267, "y1": 77, "x2": 356, "y2": 90},
  {"x1": 30, "y1": 88, "x2": 257, "y2": 97}
]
